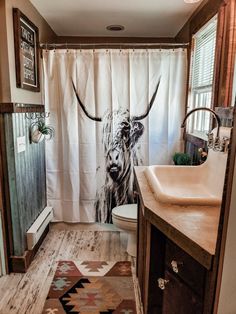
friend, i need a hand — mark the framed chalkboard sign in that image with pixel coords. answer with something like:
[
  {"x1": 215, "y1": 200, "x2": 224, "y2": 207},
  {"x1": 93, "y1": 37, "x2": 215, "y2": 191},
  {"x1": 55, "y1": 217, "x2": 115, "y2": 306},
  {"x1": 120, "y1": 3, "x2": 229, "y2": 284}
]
[{"x1": 13, "y1": 8, "x2": 40, "y2": 92}]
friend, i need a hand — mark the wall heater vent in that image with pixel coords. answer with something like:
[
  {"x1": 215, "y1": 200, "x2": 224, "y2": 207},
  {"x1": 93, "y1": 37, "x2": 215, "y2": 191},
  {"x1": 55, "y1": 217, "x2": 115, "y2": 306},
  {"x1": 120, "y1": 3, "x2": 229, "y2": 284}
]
[{"x1": 26, "y1": 206, "x2": 53, "y2": 250}]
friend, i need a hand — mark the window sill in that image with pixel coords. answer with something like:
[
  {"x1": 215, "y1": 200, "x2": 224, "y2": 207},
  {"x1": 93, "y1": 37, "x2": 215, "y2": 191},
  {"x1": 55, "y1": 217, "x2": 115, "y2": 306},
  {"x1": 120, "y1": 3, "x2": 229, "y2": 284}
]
[{"x1": 188, "y1": 131, "x2": 208, "y2": 142}]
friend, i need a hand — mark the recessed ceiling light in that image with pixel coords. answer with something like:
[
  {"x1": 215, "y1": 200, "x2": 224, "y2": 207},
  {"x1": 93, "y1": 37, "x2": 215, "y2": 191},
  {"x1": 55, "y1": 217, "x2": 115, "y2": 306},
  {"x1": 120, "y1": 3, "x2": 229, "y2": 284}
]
[
  {"x1": 184, "y1": 0, "x2": 200, "y2": 3},
  {"x1": 106, "y1": 25, "x2": 125, "y2": 31}
]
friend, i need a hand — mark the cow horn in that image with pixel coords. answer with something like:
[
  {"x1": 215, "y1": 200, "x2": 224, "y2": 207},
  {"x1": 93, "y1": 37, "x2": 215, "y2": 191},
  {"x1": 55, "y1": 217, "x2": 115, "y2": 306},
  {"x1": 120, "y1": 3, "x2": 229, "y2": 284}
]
[
  {"x1": 132, "y1": 79, "x2": 160, "y2": 121},
  {"x1": 72, "y1": 80, "x2": 102, "y2": 122}
]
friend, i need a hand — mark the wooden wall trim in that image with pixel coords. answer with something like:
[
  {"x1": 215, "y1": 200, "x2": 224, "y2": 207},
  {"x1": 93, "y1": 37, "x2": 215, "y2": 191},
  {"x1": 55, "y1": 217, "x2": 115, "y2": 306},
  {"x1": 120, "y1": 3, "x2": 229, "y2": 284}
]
[
  {"x1": 55, "y1": 36, "x2": 176, "y2": 44},
  {"x1": 175, "y1": 0, "x2": 226, "y2": 42},
  {"x1": 219, "y1": 0, "x2": 236, "y2": 107},
  {"x1": 0, "y1": 103, "x2": 44, "y2": 113},
  {"x1": 190, "y1": 0, "x2": 225, "y2": 36},
  {"x1": 212, "y1": 4, "x2": 226, "y2": 109}
]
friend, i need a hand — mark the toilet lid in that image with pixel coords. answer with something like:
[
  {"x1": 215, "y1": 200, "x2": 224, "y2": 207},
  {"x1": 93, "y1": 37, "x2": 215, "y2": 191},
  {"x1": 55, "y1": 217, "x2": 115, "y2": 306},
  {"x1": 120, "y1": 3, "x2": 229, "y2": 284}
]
[{"x1": 112, "y1": 204, "x2": 137, "y2": 221}]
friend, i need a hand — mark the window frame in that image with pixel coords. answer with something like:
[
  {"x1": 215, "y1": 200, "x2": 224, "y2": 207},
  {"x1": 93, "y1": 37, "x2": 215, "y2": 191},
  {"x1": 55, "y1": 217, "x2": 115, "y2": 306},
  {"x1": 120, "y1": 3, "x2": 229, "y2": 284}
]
[{"x1": 187, "y1": 15, "x2": 218, "y2": 140}]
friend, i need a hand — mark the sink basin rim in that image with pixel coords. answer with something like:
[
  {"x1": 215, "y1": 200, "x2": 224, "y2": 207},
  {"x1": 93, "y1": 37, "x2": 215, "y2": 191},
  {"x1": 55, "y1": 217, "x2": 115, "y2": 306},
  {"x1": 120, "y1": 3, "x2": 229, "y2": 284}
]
[{"x1": 145, "y1": 164, "x2": 222, "y2": 206}]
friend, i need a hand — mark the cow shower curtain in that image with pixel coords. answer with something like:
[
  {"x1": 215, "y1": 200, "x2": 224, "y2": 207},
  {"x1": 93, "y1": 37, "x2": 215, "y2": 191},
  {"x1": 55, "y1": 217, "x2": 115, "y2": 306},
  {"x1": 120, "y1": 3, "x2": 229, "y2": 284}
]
[{"x1": 43, "y1": 48, "x2": 187, "y2": 222}]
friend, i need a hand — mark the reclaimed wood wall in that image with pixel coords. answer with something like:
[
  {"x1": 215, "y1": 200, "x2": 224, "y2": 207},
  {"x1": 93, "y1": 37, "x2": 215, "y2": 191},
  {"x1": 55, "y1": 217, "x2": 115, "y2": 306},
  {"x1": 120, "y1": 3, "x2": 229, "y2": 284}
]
[{"x1": 3, "y1": 113, "x2": 46, "y2": 256}]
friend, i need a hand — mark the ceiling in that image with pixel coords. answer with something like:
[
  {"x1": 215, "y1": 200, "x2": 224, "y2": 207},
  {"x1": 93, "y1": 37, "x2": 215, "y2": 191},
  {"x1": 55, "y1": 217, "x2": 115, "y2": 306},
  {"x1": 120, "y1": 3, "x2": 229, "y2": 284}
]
[{"x1": 30, "y1": 0, "x2": 204, "y2": 38}]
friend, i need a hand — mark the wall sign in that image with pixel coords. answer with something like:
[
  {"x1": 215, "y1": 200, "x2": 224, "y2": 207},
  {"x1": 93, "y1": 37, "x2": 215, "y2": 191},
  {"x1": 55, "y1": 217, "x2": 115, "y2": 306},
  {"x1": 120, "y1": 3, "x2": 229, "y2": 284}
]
[{"x1": 13, "y1": 8, "x2": 40, "y2": 92}]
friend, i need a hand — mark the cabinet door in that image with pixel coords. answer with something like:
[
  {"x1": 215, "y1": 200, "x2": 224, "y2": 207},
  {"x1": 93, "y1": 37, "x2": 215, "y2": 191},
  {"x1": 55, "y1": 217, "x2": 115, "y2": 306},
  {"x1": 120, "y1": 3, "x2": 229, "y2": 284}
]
[{"x1": 162, "y1": 270, "x2": 203, "y2": 314}]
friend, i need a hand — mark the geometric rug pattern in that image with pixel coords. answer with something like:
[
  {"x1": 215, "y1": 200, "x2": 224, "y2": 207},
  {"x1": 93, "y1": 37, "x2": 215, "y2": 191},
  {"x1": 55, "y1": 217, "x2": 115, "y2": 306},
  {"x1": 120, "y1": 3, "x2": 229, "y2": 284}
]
[{"x1": 42, "y1": 261, "x2": 137, "y2": 314}]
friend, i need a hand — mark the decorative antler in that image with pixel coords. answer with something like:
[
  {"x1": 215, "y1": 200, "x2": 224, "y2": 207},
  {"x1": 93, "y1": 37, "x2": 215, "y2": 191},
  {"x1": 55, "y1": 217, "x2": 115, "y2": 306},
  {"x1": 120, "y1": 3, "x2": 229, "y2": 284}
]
[
  {"x1": 132, "y1": 78, "x2": 161, "y2": 121},
  {"x1": 71, "y1": 80, "x2": 102, "y2": 122}
]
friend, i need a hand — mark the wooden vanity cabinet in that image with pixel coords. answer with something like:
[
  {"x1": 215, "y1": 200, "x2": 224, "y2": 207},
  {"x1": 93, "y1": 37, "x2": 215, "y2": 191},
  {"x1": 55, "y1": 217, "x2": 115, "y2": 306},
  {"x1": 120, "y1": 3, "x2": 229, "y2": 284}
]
[
  {"x1": 162, "y1": 270, "x2": 203, "y2": 314},
  {"x1": 137, "y1": 211, "x2": 166, "y2": 313},
  {"x1": 162, "y1": 239, "x2": 205, "y2": 314},
  {"x1": 137, "y1": 202, "x2": 212, "y2": 314}
]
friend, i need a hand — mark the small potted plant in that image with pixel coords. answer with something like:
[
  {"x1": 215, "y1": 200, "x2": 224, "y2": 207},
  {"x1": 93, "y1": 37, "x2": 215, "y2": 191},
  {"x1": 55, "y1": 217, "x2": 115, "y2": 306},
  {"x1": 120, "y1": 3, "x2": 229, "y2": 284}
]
[
  {"x1": 173, "y1": 152, "x2": 191, "y2": 165},
  {"x1": 30, "y1": 119, "x2": 54, "y2": 143}
]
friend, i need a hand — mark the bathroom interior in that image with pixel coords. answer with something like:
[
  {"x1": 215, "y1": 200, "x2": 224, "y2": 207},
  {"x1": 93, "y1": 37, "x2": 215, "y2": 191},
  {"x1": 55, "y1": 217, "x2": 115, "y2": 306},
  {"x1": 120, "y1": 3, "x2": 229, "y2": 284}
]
[{"x1": 0, "y1": 0, "x2": 236, "y2": 313}]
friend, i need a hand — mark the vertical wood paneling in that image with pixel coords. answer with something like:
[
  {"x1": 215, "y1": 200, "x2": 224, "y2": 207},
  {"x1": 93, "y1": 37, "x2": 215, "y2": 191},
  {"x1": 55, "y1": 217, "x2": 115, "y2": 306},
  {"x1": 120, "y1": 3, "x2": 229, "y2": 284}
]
[{"x1": 5, "y1": 113, "x2": 46, "y2": 256}]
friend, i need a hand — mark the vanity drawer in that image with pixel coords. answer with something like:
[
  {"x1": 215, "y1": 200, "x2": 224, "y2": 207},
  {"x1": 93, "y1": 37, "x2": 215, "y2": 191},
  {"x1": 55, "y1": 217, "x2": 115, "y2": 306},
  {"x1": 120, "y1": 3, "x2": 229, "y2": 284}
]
[{"x1": 165, "y1": 240, "x2": 206, "y2": 297}]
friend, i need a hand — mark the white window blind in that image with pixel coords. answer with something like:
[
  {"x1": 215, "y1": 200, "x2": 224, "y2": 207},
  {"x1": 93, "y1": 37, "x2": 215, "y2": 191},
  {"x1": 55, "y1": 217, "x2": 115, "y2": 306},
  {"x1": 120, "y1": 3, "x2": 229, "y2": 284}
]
[{"x1": 188, "y1": 15, "x2": 217, "y2": 138}]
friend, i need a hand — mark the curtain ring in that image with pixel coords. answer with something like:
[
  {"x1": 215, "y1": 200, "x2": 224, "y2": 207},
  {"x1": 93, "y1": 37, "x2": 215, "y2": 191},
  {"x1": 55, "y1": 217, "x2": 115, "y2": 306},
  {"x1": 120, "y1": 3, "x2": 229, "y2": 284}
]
[
  {"x1": 36, "y1": 112, "x2": 41, "y2": 119},
  {"x1": 26, "y1": 112, "x2": 31, "y2": 120},
  {"x1": 29, "y1": 112, "x2": 34, "y2": 120}
]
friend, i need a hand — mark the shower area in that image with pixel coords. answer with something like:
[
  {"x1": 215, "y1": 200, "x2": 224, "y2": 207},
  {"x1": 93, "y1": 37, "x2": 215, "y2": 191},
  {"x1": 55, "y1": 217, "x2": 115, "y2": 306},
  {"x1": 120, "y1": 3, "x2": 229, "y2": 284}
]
[{"x1": 42, "y1": 45, "x2": 187, "y2": 224}]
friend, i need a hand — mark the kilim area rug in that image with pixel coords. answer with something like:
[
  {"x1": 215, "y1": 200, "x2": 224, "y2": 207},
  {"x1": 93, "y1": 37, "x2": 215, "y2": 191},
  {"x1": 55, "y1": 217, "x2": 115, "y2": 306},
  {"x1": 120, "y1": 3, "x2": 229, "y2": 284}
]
[{"x1": 42, "y1": 260, "x2": 137, "y2": 314}]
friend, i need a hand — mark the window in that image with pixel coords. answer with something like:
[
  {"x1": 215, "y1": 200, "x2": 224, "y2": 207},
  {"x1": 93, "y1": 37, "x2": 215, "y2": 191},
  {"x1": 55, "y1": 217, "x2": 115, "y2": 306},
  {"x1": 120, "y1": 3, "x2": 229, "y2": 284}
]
[{"x1": 187, "y1": 15, "x2": 218, "y2": 139}]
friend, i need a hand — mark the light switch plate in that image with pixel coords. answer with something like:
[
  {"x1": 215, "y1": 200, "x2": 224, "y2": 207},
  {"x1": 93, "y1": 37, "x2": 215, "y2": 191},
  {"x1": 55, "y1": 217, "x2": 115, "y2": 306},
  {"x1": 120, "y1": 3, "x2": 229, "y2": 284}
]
[{"x1": 17, "y1": 136, "x2": 26, "y2": 153}]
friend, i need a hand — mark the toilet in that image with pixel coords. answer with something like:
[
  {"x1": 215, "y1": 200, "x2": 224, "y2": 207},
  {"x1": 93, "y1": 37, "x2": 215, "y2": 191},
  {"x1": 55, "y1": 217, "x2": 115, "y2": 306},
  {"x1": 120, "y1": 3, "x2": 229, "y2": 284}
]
[{"x1": 112, "y1": 204, "x2": 137, "y2": 257}]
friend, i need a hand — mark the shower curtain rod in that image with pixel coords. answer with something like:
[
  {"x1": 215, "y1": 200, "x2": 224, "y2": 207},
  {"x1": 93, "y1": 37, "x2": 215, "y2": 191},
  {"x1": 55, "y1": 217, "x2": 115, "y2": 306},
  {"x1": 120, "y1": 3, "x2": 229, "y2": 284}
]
[{"x1": 40, "y1": 42, "x2": 189, "y2": 49}]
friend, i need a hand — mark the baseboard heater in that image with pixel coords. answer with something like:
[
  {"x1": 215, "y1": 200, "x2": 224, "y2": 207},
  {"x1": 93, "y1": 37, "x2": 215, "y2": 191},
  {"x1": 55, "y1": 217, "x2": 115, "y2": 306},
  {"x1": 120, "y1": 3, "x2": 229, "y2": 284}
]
[{"x1": 26, "y1": 206, "x2": 53, "y2": 250}]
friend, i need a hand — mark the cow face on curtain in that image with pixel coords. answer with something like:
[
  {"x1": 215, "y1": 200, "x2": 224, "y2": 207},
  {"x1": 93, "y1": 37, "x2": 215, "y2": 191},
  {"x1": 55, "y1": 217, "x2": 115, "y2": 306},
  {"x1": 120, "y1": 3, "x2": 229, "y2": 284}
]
[
  {"x1": 43, "y1": 49, "x2": 187, "y2": 223},
  {"x1": 72, "y1": 80, "x2": 160, "y2": 223}
]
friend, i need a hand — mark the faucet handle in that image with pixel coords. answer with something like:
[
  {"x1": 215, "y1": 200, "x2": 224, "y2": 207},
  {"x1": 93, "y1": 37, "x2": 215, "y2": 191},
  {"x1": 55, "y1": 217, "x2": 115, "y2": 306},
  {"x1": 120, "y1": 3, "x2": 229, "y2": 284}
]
[
  {"x1": 220, "y1": 136, "x2": 230, "y2": 153},
  {"x1": 213, "y1": 136, "x2": 221, "y2": 151},
  {"x1": 207, "y1": 132, "x2": 214, "y2": 149}
]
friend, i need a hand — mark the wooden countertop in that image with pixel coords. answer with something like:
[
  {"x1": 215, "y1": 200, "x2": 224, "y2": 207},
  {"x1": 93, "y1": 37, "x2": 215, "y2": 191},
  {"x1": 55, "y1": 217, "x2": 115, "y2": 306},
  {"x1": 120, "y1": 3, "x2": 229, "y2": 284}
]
[{"x1": 134, "y1": 166, "x2": 221, "y2": 270}]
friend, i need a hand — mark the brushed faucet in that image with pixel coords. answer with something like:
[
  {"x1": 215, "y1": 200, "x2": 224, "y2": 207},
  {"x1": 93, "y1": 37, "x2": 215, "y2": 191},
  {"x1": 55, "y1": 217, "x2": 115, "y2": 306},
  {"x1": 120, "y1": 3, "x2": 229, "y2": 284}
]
[{"x1": 181, "y1": 107, "x2": 228, "y2": 152}]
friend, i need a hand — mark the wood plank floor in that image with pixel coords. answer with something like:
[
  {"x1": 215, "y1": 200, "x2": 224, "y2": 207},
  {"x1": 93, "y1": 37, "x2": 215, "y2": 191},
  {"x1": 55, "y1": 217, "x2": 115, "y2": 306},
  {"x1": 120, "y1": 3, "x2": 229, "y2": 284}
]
[{"x1": 0, "y1": 223, "x2": 142, "y2": 314}]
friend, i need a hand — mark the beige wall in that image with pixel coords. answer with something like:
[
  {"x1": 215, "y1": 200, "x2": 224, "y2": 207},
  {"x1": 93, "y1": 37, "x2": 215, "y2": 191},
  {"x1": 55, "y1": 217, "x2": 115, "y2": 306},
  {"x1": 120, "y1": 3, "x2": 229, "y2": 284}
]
[
  {"x1": 0, "y1": 0, "x2": 11, "y2": 102},
  {"x1": 0, "y1": 0, "x2": 56, "y2": 104},
  {"x1": 217, "y1": 58, "x2": 236, "y2": 314},
  {"x1": 217, "y1": 161, "x2": 236, "y2": 314}
]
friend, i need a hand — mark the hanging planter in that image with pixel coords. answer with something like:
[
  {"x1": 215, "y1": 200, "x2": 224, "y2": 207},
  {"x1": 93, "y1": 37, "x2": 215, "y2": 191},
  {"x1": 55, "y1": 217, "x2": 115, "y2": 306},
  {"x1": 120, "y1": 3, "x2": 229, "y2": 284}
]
[
  {"x1": 30, "y1": 119, "x2": 55, "y2": 144},
  {"x1": 31, "y1": 129, "x2": 45, "y2": 143}
]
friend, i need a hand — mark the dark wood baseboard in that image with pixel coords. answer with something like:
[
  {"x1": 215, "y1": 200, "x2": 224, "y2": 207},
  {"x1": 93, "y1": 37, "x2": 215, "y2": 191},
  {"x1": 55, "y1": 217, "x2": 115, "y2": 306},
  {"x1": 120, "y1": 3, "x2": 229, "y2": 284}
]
[
  {"x1": 10, "y1": 224, "x2": 49, "y2": 273},
  {"x1": 0, "y1": 103, "x2": 44, "y2": 113}
]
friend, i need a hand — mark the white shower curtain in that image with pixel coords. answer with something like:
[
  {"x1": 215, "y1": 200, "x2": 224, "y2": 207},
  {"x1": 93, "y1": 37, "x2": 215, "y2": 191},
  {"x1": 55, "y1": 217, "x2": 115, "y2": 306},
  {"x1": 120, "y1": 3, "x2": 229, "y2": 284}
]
[{"x1": 43, "y1": 49, "x2": 187, "y2": 222}]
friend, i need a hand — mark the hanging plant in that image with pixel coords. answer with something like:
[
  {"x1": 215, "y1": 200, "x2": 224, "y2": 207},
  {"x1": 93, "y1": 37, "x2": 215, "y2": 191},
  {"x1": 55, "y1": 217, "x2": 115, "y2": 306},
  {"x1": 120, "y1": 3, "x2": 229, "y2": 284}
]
[{"x1": 30, "y1": 119, "x2": 54, "y2": 143}]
